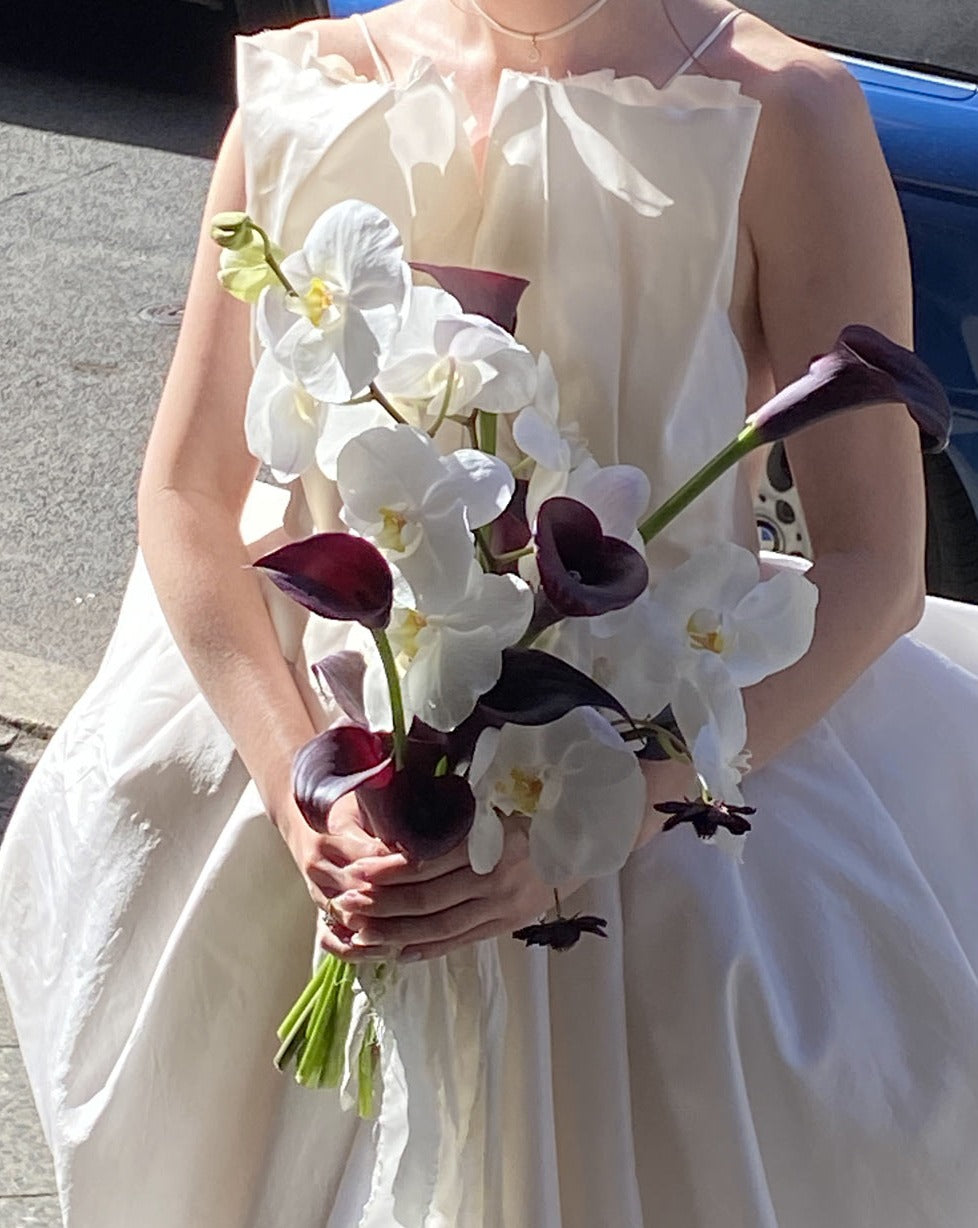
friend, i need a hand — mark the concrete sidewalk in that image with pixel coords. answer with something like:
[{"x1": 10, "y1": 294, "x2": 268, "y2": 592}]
[{"x1": 0, "y1": 721, "x2": 59, "y2": 1228}]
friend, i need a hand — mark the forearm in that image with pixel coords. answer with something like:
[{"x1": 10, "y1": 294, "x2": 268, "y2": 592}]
[
  {"x1": 138, "y1": 486, "x2": 316, "y2": 830},
  {"x1": 743, "y1": 547, "x2": 923, "y2": 771}
]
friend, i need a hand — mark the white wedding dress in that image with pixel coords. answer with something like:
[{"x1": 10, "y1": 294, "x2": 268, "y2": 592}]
[{"x1": 4, "y1": 21, "x2": 978, "y2": 1227}]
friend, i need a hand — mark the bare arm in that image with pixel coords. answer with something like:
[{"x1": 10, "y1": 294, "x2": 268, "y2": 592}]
[
  {"x1": 138, "y1": 107, "x2": 396, "y2": 901},
  {"x1": 732, "y1": 53, "x2": 925, "y2": 774},
  {"x1": 138, "y1": 113, "x2": 315, "y2": 822}
]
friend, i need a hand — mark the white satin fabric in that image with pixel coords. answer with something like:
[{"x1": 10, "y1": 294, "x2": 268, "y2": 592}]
[{"x1": 3, "y1": 25, "x2": 978, "y2": 1227}]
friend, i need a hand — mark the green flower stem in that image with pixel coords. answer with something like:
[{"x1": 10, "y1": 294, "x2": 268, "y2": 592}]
[
  {"x1": 249, "y1": 221, "x2": 298, "y2": 297},
  {"x1": 494, "y1": 545, "x2": 535, "y2": 565},
  {"x1": 474, "y1": 525, "x2": 498, "y2": 573},
  {"x1": 638, "y1": 426, "x2": 757, "y2": 544},
  {"x1": 371, "y1": 629, "x2": 407, "y2": 769},
  {"x1": 478, "y1": 409, "x2": 498, "y2": 456},
  {"x1": 274, "y1": 993, "x2": 317, "y2": 1071},
  {"x1": 427, "y1": 363, "x2": 458, "y2": 438},
  {"x1": 296, "y1": 955, "x2": 342, "y2": 1084},
  {"x1": 368, "y1": 382, "x2": 409, "y2": 426},
  {"x1": 323, "y1": 963, "x2": 356, "y2": 1088},
  {"x1": 277, "y1": 953, "x2": 333, "y2": 1041}
]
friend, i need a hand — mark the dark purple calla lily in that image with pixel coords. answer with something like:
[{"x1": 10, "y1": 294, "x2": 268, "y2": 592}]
[
  {"x1": 535, "y1": 497, "x2": 649, "y2": 617},
  {"x1": 294, "y1": 719, "x2": 473, "y2": 860},
  {"x1": 292, "y1": 726, "x2": 394, "y2": 832},
  {"x1": 357, "y1": 764, "x2": 475, "y2": 862},
  {"x1": 475, "y1": 647, "x2": 632, "y2": 726},
  {"x1": 489, "y1": 479, "x2": 531, "y2": 571},
  {"x1": 747, "y1": 324, "x2": 951, "y2": 453},
  {"x1": 254, "y1": 533, "x2": 393, "y2": 629},
  {"x1": 410, "y1": 262, "x2": 530, "y2": 335},
  {"x1": 312, "y1": 652, "x2": 369, "y2": 727}
]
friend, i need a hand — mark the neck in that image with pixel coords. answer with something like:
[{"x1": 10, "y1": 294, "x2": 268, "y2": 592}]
[{"x1": 476, "y1": 0, "x2": 591, "y2": 30}]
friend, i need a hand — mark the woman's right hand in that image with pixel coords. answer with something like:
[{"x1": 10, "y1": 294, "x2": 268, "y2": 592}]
[{"x1": 276, "y1": 791, "x2": 404, "y2": 934}]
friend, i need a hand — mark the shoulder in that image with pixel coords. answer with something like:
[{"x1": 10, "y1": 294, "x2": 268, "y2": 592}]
[
  {"x1": 287, "y1": 1, "x2": 424, "y2": 79},
  {"x1": 715, "y1": 14, "x2": 895, "y2": 246},
  {"x1": 723, "y1": 12, "x2": 873, "y2": 155}
]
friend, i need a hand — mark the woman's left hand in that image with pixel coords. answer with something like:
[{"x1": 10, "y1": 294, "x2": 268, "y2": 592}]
[{"x1": 329, "y1": 822, "x2": 581, "y2": 963}]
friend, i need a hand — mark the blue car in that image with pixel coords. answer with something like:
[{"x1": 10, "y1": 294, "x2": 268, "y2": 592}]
[{"x1": 327, "y1": 0, "x2": 978, "y2": 600}]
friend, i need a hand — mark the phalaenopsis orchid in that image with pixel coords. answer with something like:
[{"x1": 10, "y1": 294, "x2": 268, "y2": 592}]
[{"x1": 212, "y1": 202, "x2": 950, "y2": 1114}]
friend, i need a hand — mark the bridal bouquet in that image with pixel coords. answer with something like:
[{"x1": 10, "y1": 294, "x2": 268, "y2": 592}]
[{"x1": 212, "y1": 203, "x2": 950, "y2": 1120}]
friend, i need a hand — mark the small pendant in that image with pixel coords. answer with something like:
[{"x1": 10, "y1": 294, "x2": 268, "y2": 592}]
[{"x1": 528, "y1": 35, "x2": 542, "y2": 64}]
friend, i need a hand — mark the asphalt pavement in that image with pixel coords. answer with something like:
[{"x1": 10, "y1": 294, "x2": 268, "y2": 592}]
[
  {"x1": 0, "y1": 58, "x2": 233, "y2": 1224},
  {"x1": 0, "y1": 60, "x2": 232, "y2": 730}
]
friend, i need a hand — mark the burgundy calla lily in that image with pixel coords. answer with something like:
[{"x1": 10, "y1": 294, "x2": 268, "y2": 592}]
[
  {"x1": 311, "y1": 652, "x2": 369, "y2": 727},
  {"x1": 357, "y1": 765, "x2": 475, "y2": 862},
  {"x1": 254, "y1": 533, "x2": 393, "y2": 628},
  {"x1": 535, "y1": 496, "x2": 649, "y2": 617},
  {"x1": 292, "y1": 726, "x2": 394, "y2": 832},
  {"x1": 489, "y1": 478, "x2": 531, "y2": 570},
  {"x1": 476, "y1": 646, "x2": 632, "y2": 726},
  {"x1": 410, "y1": 262, "x2": 530, "y2": 335},
  {"x1": 747, "y1": 324, "x2": 951, "y2": 453},
  {"x1": 294, "y1": 720, "x2": 473, "y2": 860}
]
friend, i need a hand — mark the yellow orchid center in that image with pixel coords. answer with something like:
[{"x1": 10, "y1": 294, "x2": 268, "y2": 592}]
[
  {"x1": 302, "y1": 277, "x2": 338, "y2": 327},
  {"x1": 392, "y1": 610, "x2": 428, "y2": 662},
  {"x1": 377, "y1": 507, "x2": 410, "y2": 553},
  {"x1": 687, "y1": 609, "x2": 727, "y2": 655},
  {"x1": 505, "y1": 767, "x2": 545, "y2": 816}
]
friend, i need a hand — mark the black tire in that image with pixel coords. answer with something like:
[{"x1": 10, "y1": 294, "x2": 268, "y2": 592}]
[{"x1": 924, "y1": 451, "x2": 978, "y2": 603}]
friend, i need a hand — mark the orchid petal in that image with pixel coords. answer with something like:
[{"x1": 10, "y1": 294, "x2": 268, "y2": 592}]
[
  {"x1": 315, "y1": 399, "x2": 394, "y2": 481},
  {"x1": 724, "y1": 569, "x2": 819, "y2": 687},
  {"x1": 433, "y1": 450, "x2": 516, "y2": 529},
  {"x1": 305, "y1": 199, "x2": 410, "y2": 315},
  {"x1": 468, "y1": 801, "x2": 506, "y2": 875},
  {"x1": 570, "y1": 463, "x2": 651, "y2": 543},
  {"x1": 245, "y1": 349, "x2": 322, "y2": 480}
]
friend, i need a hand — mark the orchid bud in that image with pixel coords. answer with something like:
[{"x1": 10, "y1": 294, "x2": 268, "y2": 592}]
[{"x1": 210, "y1": 210, "x2": 254, "y2": 251}]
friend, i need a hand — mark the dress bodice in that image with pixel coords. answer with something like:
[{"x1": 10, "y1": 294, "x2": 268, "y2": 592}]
[{"x1": 236, "y1": 24, "x2": 761, "y2": 575}]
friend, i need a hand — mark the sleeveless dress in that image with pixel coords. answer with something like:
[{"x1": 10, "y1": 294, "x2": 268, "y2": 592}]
[{"x1": 4, "y1": 21, "x2": 978, "y2": 1227}]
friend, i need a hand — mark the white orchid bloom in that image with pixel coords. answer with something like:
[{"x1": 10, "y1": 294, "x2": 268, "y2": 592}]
[
  {"x1": 645, "y1": 541, "x2": 819, "y2": 689},
  {"x1": 673, "y1": 653, "x2": 752, "y2": 811},
  {"x1": 539, "y1": 590, "x2": 676, "y2": 721},
  {"x1": 526, "y1": 454, "x2": 651, "y2": 546},
  {"x1": 257, "y1": 199, "x2": 411, "y2": 403},
  {"x1": 467, "y1": 707, "x2": 646, "y2": 883},
  {"x1": 244, "y1": 348, "x2": 326, "y2": 481},
  {"x1": 511, "y1": 352, "x2": 580, "y2": 471},
  {"x1": 314, "y1": 400, "x2": 394, "y2": 481},
  {"x1": 336, "y1": 425, "x2": 513, "y2": 613},
  {"x1": 375, "y1": 289, "x2": 538, "y2": 426},
  {"x1": 386, "y1": 564, "x2": 533, "y2": 732}
]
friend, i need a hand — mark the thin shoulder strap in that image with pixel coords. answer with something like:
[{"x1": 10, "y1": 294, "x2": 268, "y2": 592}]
[
  {"x1": 352, "y1": 12, "x2": 394, "y2": 84},
  {"x1": 661, "y1": 7, "x2": 741, "y2": 88}
]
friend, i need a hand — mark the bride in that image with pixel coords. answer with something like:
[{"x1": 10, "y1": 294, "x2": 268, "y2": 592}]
[{"x1": 3, "y1": 0, "x2": 978, "y2": 1224}]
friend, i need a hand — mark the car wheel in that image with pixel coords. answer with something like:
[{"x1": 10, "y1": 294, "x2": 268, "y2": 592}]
[
  {"x1": 754, "y1": 442, "x2": 812, "y2": 558},
  {"x1": 924, "y1": 451, "x2": 978, "y2": 602}
]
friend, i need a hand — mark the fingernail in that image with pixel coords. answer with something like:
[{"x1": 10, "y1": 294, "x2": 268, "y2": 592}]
[
  {"x1": 351, "y1": 929, "x2": 383, "y2": 946},
  {"x1": 399, "y1": 951, "x2": 422, "y2": 964}
]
